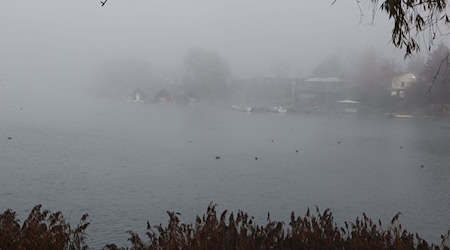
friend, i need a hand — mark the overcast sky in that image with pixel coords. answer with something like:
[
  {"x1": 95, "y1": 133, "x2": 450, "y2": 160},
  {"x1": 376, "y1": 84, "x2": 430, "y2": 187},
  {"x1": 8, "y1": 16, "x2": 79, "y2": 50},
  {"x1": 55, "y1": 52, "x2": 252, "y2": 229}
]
[{"x1": 0, "y1": 0, "x2": 438, "y2": 89}]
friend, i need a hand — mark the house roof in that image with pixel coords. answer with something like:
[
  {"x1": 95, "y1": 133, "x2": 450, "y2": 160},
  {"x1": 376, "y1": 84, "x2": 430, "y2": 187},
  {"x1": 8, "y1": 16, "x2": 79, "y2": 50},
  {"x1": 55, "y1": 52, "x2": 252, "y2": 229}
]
[
  {"x1": 131, "y1": 88, "x2": 146, "y2": 95},
  {"x1": 392, "y1": 72, "x2": 416, "y2": 78},
  {"x1": 337, "y1": 100, "x2": 359, "y2": 104},
  {"x1": 305, "y1": 77, "x2": 342, "y2": 83},
  {"x1": 260, "y1": 72, "x2": 301, "y2": 79},
  {"x1": 155, "y1": 89, "x2": 171, "y2": 97}
]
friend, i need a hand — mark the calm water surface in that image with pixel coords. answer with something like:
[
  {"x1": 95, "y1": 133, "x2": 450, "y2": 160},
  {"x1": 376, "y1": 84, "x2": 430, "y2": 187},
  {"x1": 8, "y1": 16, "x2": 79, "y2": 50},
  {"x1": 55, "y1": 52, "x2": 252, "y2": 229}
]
[{"x1": 1, "y1": 100, "x2": 449, "y2": 248}]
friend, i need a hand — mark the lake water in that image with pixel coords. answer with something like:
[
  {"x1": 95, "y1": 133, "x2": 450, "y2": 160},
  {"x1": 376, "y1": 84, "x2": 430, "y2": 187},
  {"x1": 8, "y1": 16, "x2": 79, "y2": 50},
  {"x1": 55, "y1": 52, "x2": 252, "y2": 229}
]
[{"x1": 1, "y1": 99, "x2": 449, "y2": 248}]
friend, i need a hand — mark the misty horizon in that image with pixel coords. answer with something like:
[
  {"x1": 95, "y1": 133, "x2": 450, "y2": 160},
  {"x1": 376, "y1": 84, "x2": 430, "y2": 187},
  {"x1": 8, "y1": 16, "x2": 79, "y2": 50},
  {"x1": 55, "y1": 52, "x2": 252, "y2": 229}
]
[
  {"x1": 1, "y1": 1, "x2": 450, "y2": 249},
  {"x1": 0, "y1": 1, "x2": 423, "y2": 88}
]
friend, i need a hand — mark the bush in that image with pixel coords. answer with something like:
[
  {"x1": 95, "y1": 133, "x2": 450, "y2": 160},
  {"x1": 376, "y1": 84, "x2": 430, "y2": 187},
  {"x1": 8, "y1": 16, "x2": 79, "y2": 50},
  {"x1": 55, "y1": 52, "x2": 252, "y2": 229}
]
[
  {"x1": 0, "y1": 205, "x2": 89, "y2": 250},
  {"x1": 104, "y1": 204, "x2": 449, "y2": 250},
  {"x1": 1, "y1": 204, "x2": 449, "y2": 250}
]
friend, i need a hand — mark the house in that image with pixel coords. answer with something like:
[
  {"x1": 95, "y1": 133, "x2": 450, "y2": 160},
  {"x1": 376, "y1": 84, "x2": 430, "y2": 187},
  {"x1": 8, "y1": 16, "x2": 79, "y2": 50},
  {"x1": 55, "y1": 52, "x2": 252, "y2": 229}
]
[
  {"x1": 127, "y1": 88, "x2": 146, "y2": 103},
  {"x1": 242, "y1": 75, "x2": 299, "y2": 107},
  {"x1": 154, "y1": 89, "x2": 171, "y2": 103},
  {"x1": 297, "y1": 77, "x2": 346, "y2": 110},
  {"x1": 391, "y1": 72, "x2": 417, "y2": 98},
  {"x1": 336, "y1": 100, "x2": 359, "y2": 114},
  {"x1": 185, "y1": 90, "x2": 200, "y2": 103}
]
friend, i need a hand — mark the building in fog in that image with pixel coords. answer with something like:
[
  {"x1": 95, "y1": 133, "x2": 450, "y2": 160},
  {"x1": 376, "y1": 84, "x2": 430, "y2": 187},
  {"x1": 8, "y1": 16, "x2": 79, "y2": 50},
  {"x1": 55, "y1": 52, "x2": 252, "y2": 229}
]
[
  {"x1": 127, "y1": 88, "x2": 147, "y2": 103},
  {"x1": 391, "y1": 72, "x2": 417, "y2": 98},
  {"x1": 297, "y1": 77, "x2": 347, "y2": 110},
  {"x1": 185, "y1": 90, "x2": 200, "y2": 103},
  {"x1": 154, "y1": 89, "x2": 171, "y2": 103},
  {"x1": 336, "y1": 99, "x2": 359, "y2": 114},
  {"x1": 240, "y1": 75, "x2": 299, "y2": 107}
]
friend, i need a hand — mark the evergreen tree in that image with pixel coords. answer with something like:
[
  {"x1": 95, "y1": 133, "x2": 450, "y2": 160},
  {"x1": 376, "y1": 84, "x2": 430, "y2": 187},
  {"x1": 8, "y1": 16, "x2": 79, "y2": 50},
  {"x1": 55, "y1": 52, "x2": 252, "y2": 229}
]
[{"x1": 421, "y1": 43, "x2": 450, "y2": 105}]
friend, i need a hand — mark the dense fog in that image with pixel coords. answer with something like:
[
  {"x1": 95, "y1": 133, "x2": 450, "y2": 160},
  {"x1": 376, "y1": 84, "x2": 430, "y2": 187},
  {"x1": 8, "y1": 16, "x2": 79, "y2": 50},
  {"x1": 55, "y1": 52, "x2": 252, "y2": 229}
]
[
  {"x1": 1, "y1": 1, "x2": 450, "y2": 249},
  {"x1": 0, "y1": 1, "x2": 409, "y2": 97}
]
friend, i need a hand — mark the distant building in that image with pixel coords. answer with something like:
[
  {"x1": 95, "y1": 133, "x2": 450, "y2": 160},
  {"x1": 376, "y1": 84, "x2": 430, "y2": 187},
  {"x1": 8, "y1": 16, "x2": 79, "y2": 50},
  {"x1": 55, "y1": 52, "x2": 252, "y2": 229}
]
[
  {"x1": 391, "y1": 72, "x2": 417, "y2": 98},
  {"x1": 336, "y1": 100, "x2": 359, "y2": 114},
  {"x1": 185, "y1": 90, "x2": 200, "y2": 103},
  {"x1": 243, "y1": 75, "x2": 299, "y2": 107},
  {"x1": 298, "y1": 77, "x2": 346, "y2": 110},
  {"x1": 154, "y1": 89, "x2": 171, "y2": 103},
  {"x1": 127, "y1": 88, "x2": 146, "y2": 103}
]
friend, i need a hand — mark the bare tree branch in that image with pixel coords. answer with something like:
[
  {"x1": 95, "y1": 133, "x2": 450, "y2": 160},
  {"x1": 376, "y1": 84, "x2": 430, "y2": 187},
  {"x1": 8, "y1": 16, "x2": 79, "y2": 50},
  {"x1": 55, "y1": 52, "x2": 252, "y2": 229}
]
[{"x1": 426, "y1": 51, "x2": 450, "y2": 94}]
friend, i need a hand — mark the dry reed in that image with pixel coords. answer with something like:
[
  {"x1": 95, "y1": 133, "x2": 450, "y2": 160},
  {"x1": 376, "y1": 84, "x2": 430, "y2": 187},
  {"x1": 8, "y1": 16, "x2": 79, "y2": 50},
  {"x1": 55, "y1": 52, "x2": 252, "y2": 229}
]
[{"x1": 1, "y1": 204, "x2": 449, "y2": 250}]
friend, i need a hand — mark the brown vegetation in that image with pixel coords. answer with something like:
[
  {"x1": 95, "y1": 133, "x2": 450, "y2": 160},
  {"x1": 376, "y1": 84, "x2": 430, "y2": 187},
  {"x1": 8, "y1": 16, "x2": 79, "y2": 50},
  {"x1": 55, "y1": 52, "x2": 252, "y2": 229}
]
[
  {"x1": 0, "y1": 205, "x2": 89, "y2": 250},
  {"x1": 1, "y1": 204, "x2": 449, "y2": 250}
]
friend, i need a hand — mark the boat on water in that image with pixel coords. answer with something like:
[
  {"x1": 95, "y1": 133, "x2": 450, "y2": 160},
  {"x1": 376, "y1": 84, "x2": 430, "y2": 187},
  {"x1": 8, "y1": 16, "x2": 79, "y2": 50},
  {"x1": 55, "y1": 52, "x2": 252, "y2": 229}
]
[
  {"x1": 251, "y1": 106, "x2": 272, "y2": 113},
  {"x1": 277, "y1": 106, "x2": 288, "y2": 113},
  {"x1": 268, "y1": 106, "x2": 288, "y2": 113},
  {"x1": 394, "y1": 114, "x2": 414, "y2": 119},
  {"x1": 385, "y1": 113, "x2": 414, "y2": 119},
  {"x1": 232, "y1": 105, "x2": 253, "y2": 112}
]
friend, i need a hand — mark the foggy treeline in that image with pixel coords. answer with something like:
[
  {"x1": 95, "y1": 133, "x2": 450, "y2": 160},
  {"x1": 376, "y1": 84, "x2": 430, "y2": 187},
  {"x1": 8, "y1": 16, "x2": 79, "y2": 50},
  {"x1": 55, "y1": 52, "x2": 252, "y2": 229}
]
[
  {"x1": 0, "y1": 1, "x2": 414, "y2": 103},
  {"x1": 92, "y1": 43, "x2": 450, "y2": 115}
]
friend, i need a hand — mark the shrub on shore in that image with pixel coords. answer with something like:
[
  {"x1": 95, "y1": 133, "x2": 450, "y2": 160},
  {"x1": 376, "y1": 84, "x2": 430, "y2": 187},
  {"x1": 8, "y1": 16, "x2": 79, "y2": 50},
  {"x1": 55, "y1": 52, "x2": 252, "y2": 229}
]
[
  {"x1": 1, "y1": 204, "x2": 449, "y2": 250},
  {"x1": 0, "y1": 205, "x2": 89, "y2": 250}
]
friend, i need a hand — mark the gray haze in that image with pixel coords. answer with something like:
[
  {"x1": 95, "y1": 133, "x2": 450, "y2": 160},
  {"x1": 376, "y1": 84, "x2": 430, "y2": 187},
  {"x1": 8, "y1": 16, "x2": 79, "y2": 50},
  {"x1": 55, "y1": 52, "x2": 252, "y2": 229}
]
[
  {"x1": 2, "y1": 1, "x2": 450, "y2": 249},
  {"x1": 0, "y1": 0, "x2": 407, "y2": 88}
]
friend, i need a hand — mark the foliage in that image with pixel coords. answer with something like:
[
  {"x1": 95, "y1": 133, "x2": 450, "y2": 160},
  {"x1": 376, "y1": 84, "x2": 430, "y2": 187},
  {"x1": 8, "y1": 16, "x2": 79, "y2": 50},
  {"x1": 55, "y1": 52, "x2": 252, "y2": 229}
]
[
  {"x1": 394, "y1": 44, "x2": 450, "y2": 110},
  {"x1": 346, "y1": 47, "x2": 398, "y2": 110},
  {"x1": 311, "y1": 56, "x2": 346, "y2": 78},
  {"x1": 104, "y1": 204, "x2": 449, "y2": 250},
  {"x1": 99, "y1": 1, "x2": 450, "y2": 57},
  {"x1": 407, "y1": 56, "x2": 426, "y2": 73},
  {"x1": 418, "y1": 43, "x2": 450, "y2": 104},
  {"x1": 184, "y1": 48, "x2": 231, "y2": 99},
  {"x1": 422, "y1": 43, "x2": 450, "y2": 84},
  {"x1": 93, "y1": 57, "x2": 159, "y2": 99},
  {"x1": 362, "y1": 0, "x2": 450, "y2": 57},
  {"x1": 1, "y1": 205, "x2": 449, "y2": 249},
  {"x1": 0, "y1": 205, "x2": 89, "y2": 250}
]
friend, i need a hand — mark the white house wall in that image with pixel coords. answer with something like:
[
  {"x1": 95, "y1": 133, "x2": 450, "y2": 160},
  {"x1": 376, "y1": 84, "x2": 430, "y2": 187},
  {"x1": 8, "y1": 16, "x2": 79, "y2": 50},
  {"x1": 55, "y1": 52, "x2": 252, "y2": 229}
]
[{"x1": 392, "y1": 73, "x2": 416, "y2": 90}]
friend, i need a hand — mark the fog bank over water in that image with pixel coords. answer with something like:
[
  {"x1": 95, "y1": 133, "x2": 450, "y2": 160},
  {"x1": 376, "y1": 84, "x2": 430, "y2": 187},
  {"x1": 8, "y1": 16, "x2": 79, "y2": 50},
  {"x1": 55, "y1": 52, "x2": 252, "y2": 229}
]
[
  {"x1": 2, "y1": 1, "x2": 450, "y2": 249},
  {"x1": 0, "y1": 0, "x2": 406, "y2": 90}
]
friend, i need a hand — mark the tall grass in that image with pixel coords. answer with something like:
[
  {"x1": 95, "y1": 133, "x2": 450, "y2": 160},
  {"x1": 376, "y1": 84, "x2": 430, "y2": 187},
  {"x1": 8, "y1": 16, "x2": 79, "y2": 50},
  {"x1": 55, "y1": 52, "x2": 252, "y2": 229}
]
[
  {"x1": 0, "y1": 205, "x2": 89, "y2": 250},
  {"x1": 1, "y1": 204, "x2": 449, "y2": 250}
]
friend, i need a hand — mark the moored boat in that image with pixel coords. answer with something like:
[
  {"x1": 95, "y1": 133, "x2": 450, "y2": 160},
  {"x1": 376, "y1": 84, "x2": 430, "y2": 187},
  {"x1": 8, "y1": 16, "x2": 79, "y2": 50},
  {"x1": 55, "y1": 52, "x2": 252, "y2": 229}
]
[
  {"x1": 232, "y1": 105, "x2": 253, "y2": 112},
  {"x1": 269, "y1": 106, "x2": 288, "y2": 113}
]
